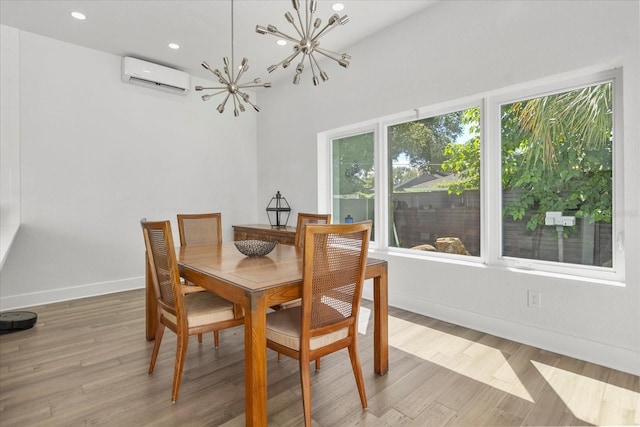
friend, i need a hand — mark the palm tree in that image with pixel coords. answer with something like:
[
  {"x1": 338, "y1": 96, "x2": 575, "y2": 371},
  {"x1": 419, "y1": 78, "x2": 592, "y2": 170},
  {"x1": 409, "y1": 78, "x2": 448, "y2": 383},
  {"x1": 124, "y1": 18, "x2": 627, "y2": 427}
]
[{"x1": 510, "y1": 82, "x2": 612, "y2": 171}]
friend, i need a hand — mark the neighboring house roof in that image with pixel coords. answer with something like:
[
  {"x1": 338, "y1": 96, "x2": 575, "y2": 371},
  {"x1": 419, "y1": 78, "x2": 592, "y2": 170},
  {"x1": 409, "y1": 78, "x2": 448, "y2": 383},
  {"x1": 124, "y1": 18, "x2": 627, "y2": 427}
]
[{"x1": 395, "y1": 173, "x2": 459, "y2": 191}]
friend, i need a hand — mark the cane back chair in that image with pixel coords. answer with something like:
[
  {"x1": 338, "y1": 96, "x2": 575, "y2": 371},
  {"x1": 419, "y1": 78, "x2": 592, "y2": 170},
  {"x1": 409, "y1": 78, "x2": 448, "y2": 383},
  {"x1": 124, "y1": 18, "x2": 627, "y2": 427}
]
[
  {"x1": 141, "y1": 219, "x2": 243, "y2": 403},
  {"x1": 265, "y1": 221, "x2": 372, "y2": 427}
]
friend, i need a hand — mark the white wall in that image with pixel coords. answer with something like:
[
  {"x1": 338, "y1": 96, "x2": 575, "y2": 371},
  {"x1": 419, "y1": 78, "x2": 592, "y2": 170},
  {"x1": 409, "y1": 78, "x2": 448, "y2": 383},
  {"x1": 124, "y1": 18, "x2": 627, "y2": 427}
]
[
  {"x1": 0, "y1": 25, "x2": 21, "y2": 269},
  {"x1": 256, "y1": 1, "x2": 640, "y2": 374},
  {"x1": 0, "y1": 29, "x2": 260, "y2": 309}
]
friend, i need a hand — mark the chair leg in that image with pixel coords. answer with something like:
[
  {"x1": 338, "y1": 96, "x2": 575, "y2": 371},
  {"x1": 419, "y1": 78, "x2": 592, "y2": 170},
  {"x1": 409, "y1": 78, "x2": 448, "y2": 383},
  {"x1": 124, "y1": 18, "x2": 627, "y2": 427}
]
[
  {"x1": 198, "y1": 333, "x2": 203, "y2": 344},
  {"x1": 214, "y1": 330, "x2": 220, "y2": 347},
  {"x1": 278, "y1": 352, "x2": 282, "y2": 362},
  {"x1": 347, "y1": 343, "x2": 368, "y2": 409},
  {"x1": 171, "y1": 332, "x2": 189, "y2": 403},
  {"x1": 299, "y1": 355, "x2": 313, "y2": 427},
  {"x1": 149, "y1": 323, "x2": 165, "y2": 375},
  {"x1": 315, "y1": 358, "x2": 321, "y2": 370}
]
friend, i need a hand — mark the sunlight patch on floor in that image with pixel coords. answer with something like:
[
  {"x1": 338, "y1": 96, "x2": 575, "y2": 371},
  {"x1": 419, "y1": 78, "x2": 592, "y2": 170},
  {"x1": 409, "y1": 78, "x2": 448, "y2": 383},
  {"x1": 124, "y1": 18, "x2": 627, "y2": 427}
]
[
  {"x1": 358, "y1": 306, "x2": 371, "y2": 335},
  {"x1": 388, "y1": 315, "x2": 534, "y2": 402},
  {"x1": 532, "y1": 360, "x2": 640, "y2": 425}
]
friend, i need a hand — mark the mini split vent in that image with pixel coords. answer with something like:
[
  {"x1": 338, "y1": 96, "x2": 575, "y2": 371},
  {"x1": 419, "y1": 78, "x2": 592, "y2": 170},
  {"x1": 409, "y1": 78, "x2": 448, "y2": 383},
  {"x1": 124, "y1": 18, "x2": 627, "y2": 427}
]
[{"x1": 121, "y1": 57, "x2": 190, "y2": 95}]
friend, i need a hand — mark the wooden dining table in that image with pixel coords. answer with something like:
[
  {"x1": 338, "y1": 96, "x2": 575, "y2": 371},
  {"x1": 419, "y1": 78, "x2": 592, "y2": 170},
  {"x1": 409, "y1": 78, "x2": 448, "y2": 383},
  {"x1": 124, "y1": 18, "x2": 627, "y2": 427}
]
[{"x1": 145, "y1": 241, "x2": 388, "y2": 427}]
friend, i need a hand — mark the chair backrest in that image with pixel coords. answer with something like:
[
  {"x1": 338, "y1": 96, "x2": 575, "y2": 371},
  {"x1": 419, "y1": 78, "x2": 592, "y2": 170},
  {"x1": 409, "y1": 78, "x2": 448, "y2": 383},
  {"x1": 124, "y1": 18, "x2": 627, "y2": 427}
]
[
  {"x1": 141, "y1": 219, "x2": 183, "y2": 321},
  {"x1": 177, "y1": 213, "x2": 222, "y2": 246},
  {"x1": 295, "y1": 213, "x2": 332, "y2": 249},
  {"x1": 301, "y1": 222, "x2": 371, "y2": 337}
]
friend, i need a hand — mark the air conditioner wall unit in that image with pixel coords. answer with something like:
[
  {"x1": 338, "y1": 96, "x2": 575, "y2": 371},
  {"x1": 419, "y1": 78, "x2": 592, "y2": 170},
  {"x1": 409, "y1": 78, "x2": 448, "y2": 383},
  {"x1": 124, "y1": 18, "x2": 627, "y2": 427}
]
[{"x1": 121, "y1": 57, "x2": 190, "y2": 95}]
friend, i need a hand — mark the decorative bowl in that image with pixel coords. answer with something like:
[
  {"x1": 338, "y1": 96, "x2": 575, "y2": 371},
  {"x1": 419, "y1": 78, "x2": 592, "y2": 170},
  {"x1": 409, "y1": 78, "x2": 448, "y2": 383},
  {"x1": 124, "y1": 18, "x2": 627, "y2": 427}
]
[{"x1": 234, "y1": 240, "x2": 277, "y2": 257}]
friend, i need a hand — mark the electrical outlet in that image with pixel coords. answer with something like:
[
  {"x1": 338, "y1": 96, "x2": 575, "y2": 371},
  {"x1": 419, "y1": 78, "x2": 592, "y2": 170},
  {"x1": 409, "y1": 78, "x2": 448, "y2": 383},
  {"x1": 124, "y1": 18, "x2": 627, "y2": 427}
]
[{"x1": 527, "y1": 290, "x2": 542, "y2": 308}]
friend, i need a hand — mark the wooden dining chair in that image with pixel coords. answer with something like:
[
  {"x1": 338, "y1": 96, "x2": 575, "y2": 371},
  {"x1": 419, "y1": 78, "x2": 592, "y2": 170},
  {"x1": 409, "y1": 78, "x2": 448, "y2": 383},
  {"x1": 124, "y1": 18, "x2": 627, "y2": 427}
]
[
  {"x1": 294, "y1": 212, "x2": 332, "y2": 249},
  {"x1": 276, "y1": 212, "x2": 331, "y2": 315},
  {"x1": 141, "y1": 219, "x2": 243, "y2": 403},
  {"x1": 177, "y1": 212, "x2": 225, "y2": 345},
  {"x1": 177, "y1": 212, "x2": 222, "y2": 246},
  {"x1": 265, "y1": 221, "x2": 372, "y2": 427}
]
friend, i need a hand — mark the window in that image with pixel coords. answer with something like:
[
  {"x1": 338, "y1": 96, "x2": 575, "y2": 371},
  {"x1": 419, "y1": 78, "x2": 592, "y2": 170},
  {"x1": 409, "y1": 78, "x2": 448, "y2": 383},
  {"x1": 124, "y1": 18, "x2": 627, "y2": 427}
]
[
  {"x1": 323, "y1": 68, "x2": 623, "y2": 281},
  {"x1": 388, "y1": 107, "x2": 481, "y2": 256},
  {"x1": 331, "y1": 132, "x2": 375, "y2": 239},
  {"x1": 498, "y1": 80, "x2": 616, "y2": 270}
]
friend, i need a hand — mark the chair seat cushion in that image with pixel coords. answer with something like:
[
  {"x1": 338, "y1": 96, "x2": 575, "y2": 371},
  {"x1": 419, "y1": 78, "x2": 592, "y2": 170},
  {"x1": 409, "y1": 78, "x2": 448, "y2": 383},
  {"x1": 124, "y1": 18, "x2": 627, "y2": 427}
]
[
  {"x1": 162, "y1": 292, "x2": 235, "y2": 328},
  {"x1": 266, "y1": 306, "x2": 348, "y2": 351}
]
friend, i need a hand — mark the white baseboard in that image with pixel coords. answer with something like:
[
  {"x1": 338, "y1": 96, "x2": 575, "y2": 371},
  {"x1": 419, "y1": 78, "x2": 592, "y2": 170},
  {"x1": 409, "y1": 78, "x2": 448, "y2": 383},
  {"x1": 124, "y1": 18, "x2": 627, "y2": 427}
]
[
  {"x1": 363, "y1": 287, "x2": 640, "y2": 377},
  {"x1": 0, "y1": 276, "x2": 145, "y2": 311}
]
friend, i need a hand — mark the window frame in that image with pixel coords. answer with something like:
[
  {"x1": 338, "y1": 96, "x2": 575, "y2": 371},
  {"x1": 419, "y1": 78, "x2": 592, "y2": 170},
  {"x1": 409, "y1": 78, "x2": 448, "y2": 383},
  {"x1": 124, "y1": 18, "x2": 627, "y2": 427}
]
[
  {"x1": 382, "y1": 99, "x2": 484, "y2": 261},
  {"x1": 319, "y1": 67, "x2": 625, "y2": 283},
  {"x1": 487, "y1": 68, "x2": 624, "y2": 282},
  {"x1": 318, "y1": 123, "x2": 380, "y2": 249}
]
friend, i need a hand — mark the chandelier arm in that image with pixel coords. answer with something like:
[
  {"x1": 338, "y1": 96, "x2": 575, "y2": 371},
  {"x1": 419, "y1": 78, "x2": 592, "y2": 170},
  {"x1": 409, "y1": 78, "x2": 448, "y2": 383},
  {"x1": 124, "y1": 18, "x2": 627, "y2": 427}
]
[
  {"x1": 237, "y1": 90, "x2": 260, "y2": 112},
  {"x1": 312, "y1": 23, "x2": 340, "y2": 42},
  {"x1": 238, "y1": 83, "x2": 268, "y2": 89},
  {"x1": 296, "y1": 54, "x2": 307, "y2": 72},
  {"x1": 233, "y1": 67, "x2": 246, "y2": 85},
  {"x1": 309, "y1": 17, "x2": 321, "y2": 39},
  {"x1": 268, "y1": 28, "x2": 301, "y2": 44},
  {"x1": 271, "y1": 50, "x2": 302, "y2": 71},
  {"x1": 232, "y1": 93, "x2": 240, "y2": 111},
  {"x1": 294, "y1": 7, "x2": 306, "y2": 39},
  {"x1": 314, "y1": 47, "x2": 346, "y2": 61},
  {"x1": 236, "y1": 89, "x2": 251, "y2": 100},
  {"x1": 305, "y1": 0, "x2": 311, "y2": 37},
  {"x1": 308, "y1": 53, "x2": 319, "y2": 78},
  {"x1": 197, "y1": 86, "x2": 231, "y2": 91},
  {"x1": 218, "y1": 92, "x2": 231, "y2": 111},
  {"x1": 223, "y1": 65, "x2": 233, "y2": 82},
  {"x1": 202, "y1": 88, "x2": 231, "y2": 101},
  {"x1": 309, "y1": 53, "x2": 324, "y2": 75},
  {"x1": 206, "y1": 67, "x2": 230, "y2": 86},
  {"x1": 309, "y1": 26, "x2": 318, "y2": 40},
  {"x1": 309, "y1": 54, "x2": 321, "y2": 86},
  {"x1": 288, "y1": 18, "x2": 304, "y2": 39},
  {"x1": 210, "y1": 89, "x2": 230, "y2": 97}
]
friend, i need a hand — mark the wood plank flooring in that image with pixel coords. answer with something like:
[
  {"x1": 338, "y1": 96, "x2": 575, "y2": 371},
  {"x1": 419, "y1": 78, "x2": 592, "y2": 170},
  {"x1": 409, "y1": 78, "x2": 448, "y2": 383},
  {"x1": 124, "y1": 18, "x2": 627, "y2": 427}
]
[{"x1": 1, "y1": 289, "x2": 638, "y2": 426}]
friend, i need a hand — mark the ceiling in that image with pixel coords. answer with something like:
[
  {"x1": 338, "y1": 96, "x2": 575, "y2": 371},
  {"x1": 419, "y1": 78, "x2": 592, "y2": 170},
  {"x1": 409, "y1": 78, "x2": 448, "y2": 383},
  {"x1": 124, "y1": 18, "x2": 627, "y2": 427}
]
[{"x1": 1, "y1": 0, "x2": 437, "y2": 86}]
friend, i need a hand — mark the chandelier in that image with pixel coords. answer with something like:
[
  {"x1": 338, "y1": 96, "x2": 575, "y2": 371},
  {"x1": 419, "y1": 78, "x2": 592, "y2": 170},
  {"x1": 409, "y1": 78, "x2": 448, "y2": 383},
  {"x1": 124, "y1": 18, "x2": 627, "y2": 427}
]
[
  {"x1": 195, "y1": 0, "x2": 271, "y2": 116},
  {"x1": 256, "y1": 0, "x2": 350, "y2": 85}
]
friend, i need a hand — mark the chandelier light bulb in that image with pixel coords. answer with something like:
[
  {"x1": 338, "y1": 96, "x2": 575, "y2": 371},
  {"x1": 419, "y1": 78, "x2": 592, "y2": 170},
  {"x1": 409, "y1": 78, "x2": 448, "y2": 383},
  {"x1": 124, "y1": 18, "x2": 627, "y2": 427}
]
[{"x1": 256, "y1": 0, "x2": 350, "y2": 86}]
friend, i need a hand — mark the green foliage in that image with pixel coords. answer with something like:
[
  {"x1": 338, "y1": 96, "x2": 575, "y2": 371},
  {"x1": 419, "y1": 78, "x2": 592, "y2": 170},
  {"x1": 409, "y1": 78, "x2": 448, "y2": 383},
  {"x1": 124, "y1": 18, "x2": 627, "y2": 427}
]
[
  {"x1": 501, "y1": 83, "x2": 613, "y2": 229},
  {"x1": 389, "y1": 112, "x2": 464, "y2": 174},
  {"x1": 442, "y1": 83, "x2": 613, "y2": 231},
  {"x1": 442, "y1": 108, "x2": 481, "y2": 194},
  {"x1": 393, "y1": 166, "x2": 419, "y2": 186},
  {"x1": 332, "y1": 82, "x2": 613, "y2": 238},
  {"x1": 332, "y1": 132, "x2": 375, "y2": 196}
]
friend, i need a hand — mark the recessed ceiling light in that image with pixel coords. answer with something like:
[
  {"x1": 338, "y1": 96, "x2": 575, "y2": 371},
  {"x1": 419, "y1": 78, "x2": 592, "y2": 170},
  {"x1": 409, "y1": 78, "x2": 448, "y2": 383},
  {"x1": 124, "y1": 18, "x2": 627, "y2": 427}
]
[
  {"x1": 70, "y1": 11, "x2": 86, "y2": 20},
  {"x1": 276, "y1": 39, "x2": 287, "y2": 46},
  {"x1": 332, "y1": 3, "x2": 345, "y2": 12},
  {"x1": 168, "y1": 43, "x2": 180, "y2": 50}
]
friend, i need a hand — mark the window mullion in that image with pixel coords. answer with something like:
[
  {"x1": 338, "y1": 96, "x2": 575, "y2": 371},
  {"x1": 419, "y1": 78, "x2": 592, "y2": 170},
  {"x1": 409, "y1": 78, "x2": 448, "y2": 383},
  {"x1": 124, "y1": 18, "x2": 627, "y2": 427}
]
[{"x1": 375, "y1": 122, "x2": 387, "y2": 250}]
